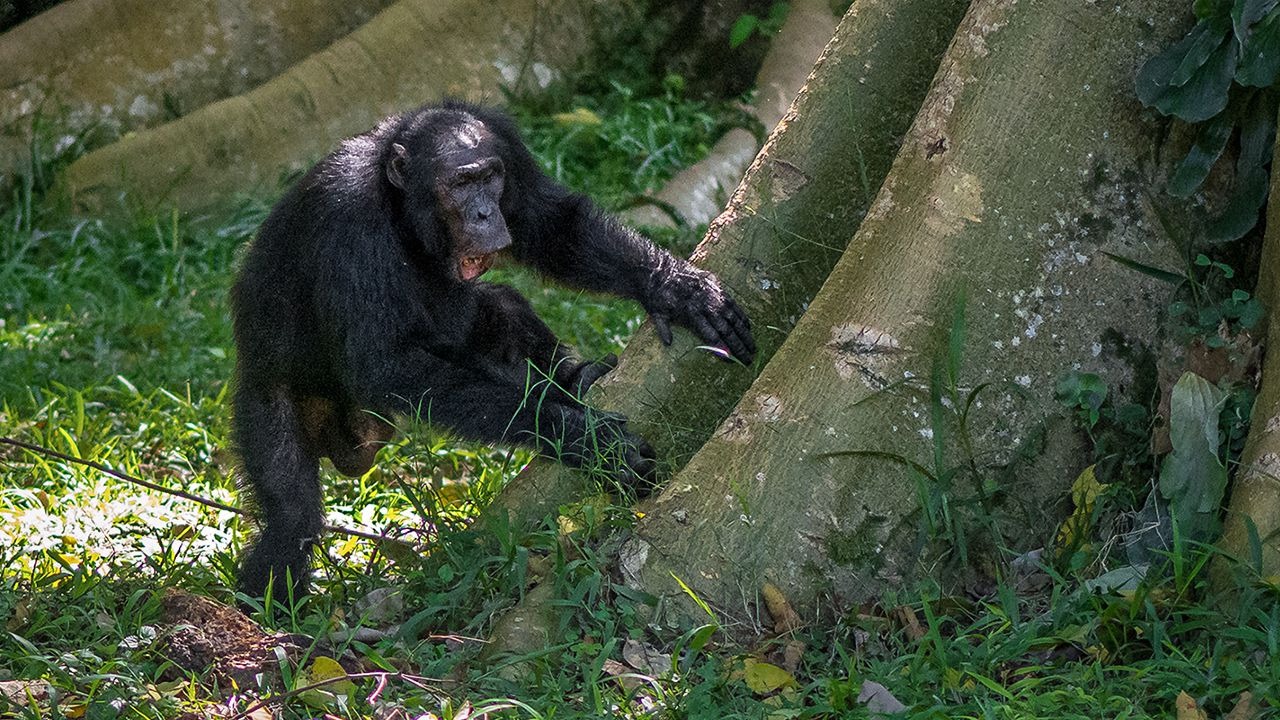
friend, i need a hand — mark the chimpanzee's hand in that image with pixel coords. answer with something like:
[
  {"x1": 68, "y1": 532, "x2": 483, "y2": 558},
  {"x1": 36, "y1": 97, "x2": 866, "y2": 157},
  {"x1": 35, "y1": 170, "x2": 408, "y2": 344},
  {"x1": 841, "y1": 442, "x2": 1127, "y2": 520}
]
[
  {"x1": 566, "y1": 353, "x2": 618, "y2": 398},
  {"x1": 646, "y1": 265, "x2": 755, "y2": 364},
  {"x1": 568, "y1": 410, "x2": 657, "y2": 497}
]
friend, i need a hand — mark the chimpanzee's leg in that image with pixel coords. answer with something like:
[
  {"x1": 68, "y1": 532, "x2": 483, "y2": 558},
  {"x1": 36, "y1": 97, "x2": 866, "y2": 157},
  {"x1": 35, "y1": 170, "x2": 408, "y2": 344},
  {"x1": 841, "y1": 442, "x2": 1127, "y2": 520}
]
[{"x1": 234, "y1": 384, "x2": 324, "y2": 602}]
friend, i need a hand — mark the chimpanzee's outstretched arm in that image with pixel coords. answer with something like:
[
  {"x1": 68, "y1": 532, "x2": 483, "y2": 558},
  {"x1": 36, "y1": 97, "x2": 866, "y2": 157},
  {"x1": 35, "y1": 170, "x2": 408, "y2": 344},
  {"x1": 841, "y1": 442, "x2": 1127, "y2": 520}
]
[
  {"x1": 511, "y1": 189, "x2": 755, "y2": 364},
  {"x1": 466, "y1": 105, "x2": 755, "y2": 364}
]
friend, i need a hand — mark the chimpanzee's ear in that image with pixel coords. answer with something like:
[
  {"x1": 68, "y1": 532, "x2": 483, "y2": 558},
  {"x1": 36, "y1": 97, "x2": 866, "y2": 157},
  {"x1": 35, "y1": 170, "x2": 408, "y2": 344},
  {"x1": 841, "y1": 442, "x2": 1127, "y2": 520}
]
[{"x1": 386, "y1": 142, "x2": 409, "y2": 189}]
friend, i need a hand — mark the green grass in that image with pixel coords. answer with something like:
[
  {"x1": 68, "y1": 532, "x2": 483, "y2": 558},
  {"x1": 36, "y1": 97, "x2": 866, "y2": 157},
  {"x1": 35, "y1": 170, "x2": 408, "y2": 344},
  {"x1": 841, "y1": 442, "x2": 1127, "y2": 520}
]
[{"x1": 2, "y1": 83, "x2": 1279, "y2": 720}]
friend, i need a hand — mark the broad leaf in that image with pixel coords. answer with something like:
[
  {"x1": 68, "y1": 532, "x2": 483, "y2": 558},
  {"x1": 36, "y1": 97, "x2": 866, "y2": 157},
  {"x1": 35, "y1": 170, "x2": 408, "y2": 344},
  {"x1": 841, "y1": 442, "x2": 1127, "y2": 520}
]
[
  {"x1": 1137, "y1": 21, "x2": 1238, "y2": 122},
  {"x1": 1206, "y1": 90, "x2": 1274, "y2": 241},
  {"x1": 1207, "y1": 168, "x2": 1270, "y2": 241},
  {"x1": 1232, "y1": 0, "x2": 1279, "y2": 43},
  {"x1": 1169, "y1": 111, "x2": 1235, "y2": 196},
  {"x1": 1197, "y1": 0, "x2": 1233, "y2": 19},
  {"x1": 1158, "y1": 372, "x2": 1229, "y2": 541},
  {"x1": 296, "y1": 656, "x2": 356, "y2": 710},
  {"x1": 1237, "y1": 8, "x2": 1280, "y2": 85},
  {"x1": 742, "y1": 658, "x2": 797, "y2": 694},
  {"x1": 1172, "y1": 20, "x2": 1234, "y2": 85}
]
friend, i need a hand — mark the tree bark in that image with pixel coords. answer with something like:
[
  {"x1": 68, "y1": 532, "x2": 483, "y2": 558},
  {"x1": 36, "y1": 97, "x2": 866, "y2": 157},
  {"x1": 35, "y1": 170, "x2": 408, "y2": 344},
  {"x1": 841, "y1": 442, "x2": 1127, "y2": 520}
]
[
  {"x1": 620, "y1": 0, "x2": 1190, "y2": 631},
  {"x1": 0, "y1": 0, "x2": 391, "y2": 152},
  {"x1": 489, "y1": 0, "x2": 971, "y2": 528},
  {"x1": 61, "y1": 0, "x2": 609, "y2": 212},
  {"x1": 1217, "y1": 122, "x2": 1280, "y2": 585}
]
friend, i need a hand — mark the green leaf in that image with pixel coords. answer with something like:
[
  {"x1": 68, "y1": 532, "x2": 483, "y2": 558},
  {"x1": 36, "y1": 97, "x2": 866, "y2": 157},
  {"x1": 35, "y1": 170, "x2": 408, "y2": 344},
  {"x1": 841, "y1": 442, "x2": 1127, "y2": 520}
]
[
  {"x1": 1101, "y1": 251, "x2": 1186, "y2": 283},
  {"x1": 1139, "y1": 24, "x2": 1214, "y2": 101},
  {"x1": 1239, "y1": 297, "x2": 1266, "y2": 327},
  {"x1": 1159, "y1": 373, "x2": 1229, "y2": 542},
  {"x1": 1206, "y1": 168, "x2": 1269, "y2": 242},
  {"x1": 671, "y1": 572, "x2": 717, "y2": 619},
  {"x1": 1197, "y1": 0, "x2": 1233, "y2": 18},
  {"x1": 1236, "y1": 90, "x2": 1277, "y2": 173},
  {"x1": 1137, "y1": 21, "x2": 1238, "y2": 121},
  {"x1": 1246, "y1": 514, "x2": 1264, "y2": 571},
  {"x1": 1083, "y1": 564, "x2": 1148, "y2": 595},
  {"x1": 1169, "y1": 112, "x2": 1234, "y2": 196},
  {"x1": 1210, "y1": 90, "x2": 1280, "y2": 240},
  {"x1": 768, "y1": 1, "x2": 790, "y2": 24},
  {"x1": 688, "y1": 623, "x2": 717, "y2": 652},
  {"x1": 729, "y1": 14, "x2": 758, "y2": 48},
  {"x1": 1237, "y1": 9, "x2": 1280, "y2": 85},
  {"x1": 1232, "y1": 0, "x2": 1278, "y2": 43},
  {"x1": 1173, "y1": 20, "x2": 1235, "y2": 85}
]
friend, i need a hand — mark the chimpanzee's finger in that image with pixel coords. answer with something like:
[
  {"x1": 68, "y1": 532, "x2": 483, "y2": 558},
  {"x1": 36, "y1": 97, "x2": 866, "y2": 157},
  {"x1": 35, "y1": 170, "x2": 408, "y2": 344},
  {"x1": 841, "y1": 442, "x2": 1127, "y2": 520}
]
[
  {"x1": 600, "y1": 353, "x2": 619, "y2": 370},
  {"x1": 621, "y1": 433, "x2": 658, "y2": 498},
  {"x1": 574, "y1": 361, "x2": 614, "y2": 397},
  {"x1": 724, "y1": 296, "x2": 755, "y2": 346},
  {"x1": 652, "y1": 314, "x2": 674, "y2": 345},
  {"x1": 690, "y1": 312, "x2": 733, "y2": 361},
  {"x1": 706, "y1": 308, "x2": 751, "y2": 363}
]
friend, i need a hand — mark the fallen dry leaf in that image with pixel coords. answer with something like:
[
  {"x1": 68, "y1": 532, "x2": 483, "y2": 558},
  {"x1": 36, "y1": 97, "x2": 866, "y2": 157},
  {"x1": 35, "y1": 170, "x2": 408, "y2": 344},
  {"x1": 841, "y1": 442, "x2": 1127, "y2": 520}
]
[
  {"x1": 781, "y1": 639, "x2": 805, "y2": 674},
  {"x1": 0, "y1": 679, "x2": 50, "y2": 708},
  {"x1": 602, "y1": 658, "x2": 644, "y2": 691},
  {"x1": 622, "y1": 639, "x2": 672, "y2": 676},
  {"x1": 761, "y1": 582, "x2": 802, "y2": 633},
  {"x1": 1224, "y1": 691, "x2": 1256, "y2": 720},
  {"x1": 1175, "y1": 691, "x2": 1207, "y2": 720},
  {"x1": 892, "y1": 605, "x2": 925, "y2": 642},
  {"x1": 858, "y1": 680, "x2": 907, "y2": 717}
]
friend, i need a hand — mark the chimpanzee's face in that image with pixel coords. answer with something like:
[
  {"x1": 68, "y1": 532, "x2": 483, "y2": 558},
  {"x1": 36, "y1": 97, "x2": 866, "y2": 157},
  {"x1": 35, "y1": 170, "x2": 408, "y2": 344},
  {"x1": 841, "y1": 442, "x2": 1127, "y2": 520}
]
[
  {"x1": 386, "y1": 116, "x2": 512, "y2": 281},
  {"x1": 432, "y1": 132, "x2": 509, "y2": 281}
]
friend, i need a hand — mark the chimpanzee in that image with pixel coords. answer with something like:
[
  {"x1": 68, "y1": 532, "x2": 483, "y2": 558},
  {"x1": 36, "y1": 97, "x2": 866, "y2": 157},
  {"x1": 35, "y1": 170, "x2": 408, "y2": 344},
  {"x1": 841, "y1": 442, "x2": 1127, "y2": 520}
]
[{"x1": 230, "y1": 100, "x2": 755, "y2": 601}]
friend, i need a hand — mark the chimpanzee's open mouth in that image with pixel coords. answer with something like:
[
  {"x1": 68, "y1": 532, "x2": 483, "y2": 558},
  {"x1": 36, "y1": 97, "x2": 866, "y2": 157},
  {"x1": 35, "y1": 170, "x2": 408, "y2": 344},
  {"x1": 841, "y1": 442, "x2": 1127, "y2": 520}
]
[{"x1": 459, "y1": 253, "x2": 496, "y2": 281}]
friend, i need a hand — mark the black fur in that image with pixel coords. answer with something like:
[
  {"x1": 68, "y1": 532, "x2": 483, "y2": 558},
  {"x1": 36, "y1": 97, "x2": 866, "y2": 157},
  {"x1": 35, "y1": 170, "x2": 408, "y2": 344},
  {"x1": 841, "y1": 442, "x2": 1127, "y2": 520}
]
[{"x1": 230, "y1": 100, "x2": 754, "y2": 601}]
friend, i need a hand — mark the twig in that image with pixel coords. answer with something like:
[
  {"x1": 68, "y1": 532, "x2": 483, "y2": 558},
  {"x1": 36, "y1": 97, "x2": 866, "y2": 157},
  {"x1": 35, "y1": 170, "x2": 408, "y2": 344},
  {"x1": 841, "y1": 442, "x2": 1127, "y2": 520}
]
[{"x1": 0, "y1": 436, "x2": 405, "y2": 545}]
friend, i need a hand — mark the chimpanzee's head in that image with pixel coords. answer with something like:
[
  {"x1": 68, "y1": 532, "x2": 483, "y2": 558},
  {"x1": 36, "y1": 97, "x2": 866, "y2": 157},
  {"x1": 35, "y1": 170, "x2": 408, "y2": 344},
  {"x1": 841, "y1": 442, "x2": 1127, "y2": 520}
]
[{"x1": 386, "y1": 112, "x2": 511, "y2": 281}]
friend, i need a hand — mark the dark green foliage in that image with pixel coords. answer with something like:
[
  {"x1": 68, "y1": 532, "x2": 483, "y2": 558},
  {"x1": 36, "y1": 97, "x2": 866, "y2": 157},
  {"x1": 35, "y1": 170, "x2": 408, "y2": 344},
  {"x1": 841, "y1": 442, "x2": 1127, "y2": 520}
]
[
  {"x1": 0, "y1": 0, "x2": 62, "y2": 33},
  {"x1": 1137, "y1": 1, "x2": 1280, "y2": 242},
  {"x1": 728, "y1": 2, "x2": 790, "y2": 48}
]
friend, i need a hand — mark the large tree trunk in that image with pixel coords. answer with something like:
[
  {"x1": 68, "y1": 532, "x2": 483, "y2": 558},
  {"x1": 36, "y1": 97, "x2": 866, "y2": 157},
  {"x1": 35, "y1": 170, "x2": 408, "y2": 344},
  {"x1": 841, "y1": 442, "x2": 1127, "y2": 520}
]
[
  {"x1": 61, "y1": 0, "x2": 611, "y2": 212},
  {"x1": 0, "y1": 0, "x2": 392, "y2": 158},
  {"x1": 489, "y1": 0, "x2": 972, "y2": 528},
  {"x1": 620, "y1": 0, "x2": 1189, "y2": 630},
  {"x1": 1217, "y1": 124, "x2": 1280, "y2": 585}
]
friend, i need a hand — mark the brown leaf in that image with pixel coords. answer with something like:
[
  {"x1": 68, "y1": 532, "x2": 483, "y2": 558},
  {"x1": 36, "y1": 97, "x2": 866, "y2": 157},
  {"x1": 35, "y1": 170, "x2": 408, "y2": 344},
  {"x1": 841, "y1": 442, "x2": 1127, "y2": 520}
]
[
  {"x1": 602, "y1": 658, "x2": 643, "y2": 691},
  {"x1": 1224, "y1": 691, "x2": 1256, "y2": 720},
  {"x1": 761, "y1": 582, "x2": 802, "y2": 634},
  {"x1": 892, "y1": 605, "x2": 925, "y2": 642},
  {"x1": 1175, "y1": 691, "x2": 1207, "y2": 720},
  {"x1": 622, "y1": 639, "x2": 672, "y2": 676},
  {"x1": 780, "y1": 639, "x2": 805, "y2": 674},
  {"x1": 0, "y1": 680, "x2": 51, "y2": 707}
]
